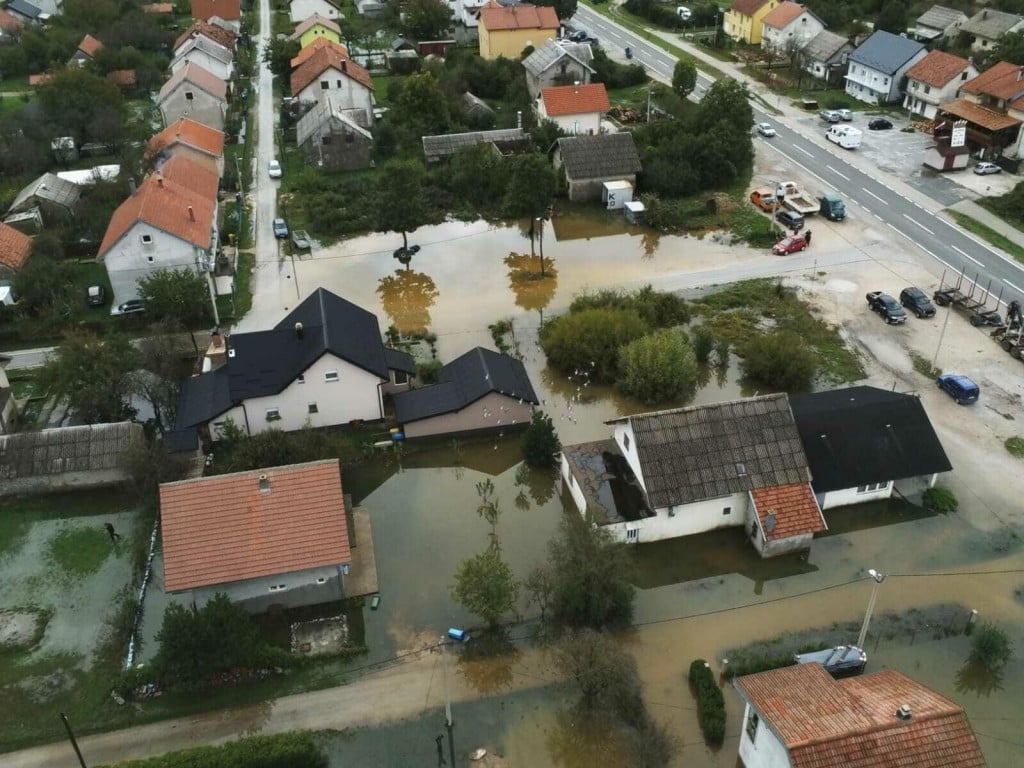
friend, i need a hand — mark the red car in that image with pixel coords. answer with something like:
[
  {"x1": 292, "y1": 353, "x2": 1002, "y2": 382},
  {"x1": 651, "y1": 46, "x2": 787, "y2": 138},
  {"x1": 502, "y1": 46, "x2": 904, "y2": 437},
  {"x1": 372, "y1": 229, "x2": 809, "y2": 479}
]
[{"x1": 772, "y1": 234, "x2": 808, "y2": 255}]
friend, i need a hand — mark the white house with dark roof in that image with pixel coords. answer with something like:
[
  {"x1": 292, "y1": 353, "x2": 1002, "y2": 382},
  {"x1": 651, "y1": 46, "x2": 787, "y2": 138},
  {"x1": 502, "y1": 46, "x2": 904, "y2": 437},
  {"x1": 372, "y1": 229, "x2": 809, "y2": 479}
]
[
  {"x1": 844, "y1": 30, "x2": 926, "y2": 104},
  {"x1": 553, "y1": 132, "x2": 642, "y2": 203},
  {"x1": 960, "y1": 9, "x2": 1024, "y2": 52},
  {"x1": 560, "y1": 394, "x2": 827, "y2": 557},
  {"x1": 801, "y1": 30, "x2": 853, "y2": 84},
  {"x1": 789, "y1": 386, "x2": 952, "y2": 510},
  {"x1": 522, "y1": 39, "x2": 595, "y2": 98},
  {"x1": 903, "y1": 50, "x2": 977, "y2": 119},
  {"x1": 911, "y1": 5, "x2": 968, "y2": 45},
  {"x1": 174, "y1": 288, "x2": 415, "y2": 444}
]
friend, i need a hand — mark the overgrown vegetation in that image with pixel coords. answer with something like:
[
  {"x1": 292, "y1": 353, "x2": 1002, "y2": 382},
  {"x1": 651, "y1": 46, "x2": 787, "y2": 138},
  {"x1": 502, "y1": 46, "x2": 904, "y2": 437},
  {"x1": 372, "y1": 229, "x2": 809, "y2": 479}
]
[
  {"x1": 1005, "y1": 436, "x2": 1024, "y2": 458},
  {"x1": 948, "y1": 211, "x2": 1024, "y2": 265},
  {"x1": 522, "y1": 410, "x2": 561, "y2": 468},
  {"x1": 98, "y1": 732, "x2": 328, "y2": 768},
  {"x1": 739, "y1": 330, "x2": 818, "y2": 392},
  {"x1": 979, "y1": 180, "x2": 1024, "y2": 231},
  {"x1": 617, "y1": 328, "x2": 698, "y2": 404},
  {"x1": 969, "y1": 622, "x2": 1014, "y2": 672},
  {"x1": 922, "y1": 486, "x2": 959, "y2": 514},
  {"x1": 688, "y1": 659, "x2": 725, "y2": 745},
  {"x1": 911, "y1": 352, "x2": 941, "y2": 379},
  {"x1": 209, "y1": 422, "x2": 366, "y2": 475}
]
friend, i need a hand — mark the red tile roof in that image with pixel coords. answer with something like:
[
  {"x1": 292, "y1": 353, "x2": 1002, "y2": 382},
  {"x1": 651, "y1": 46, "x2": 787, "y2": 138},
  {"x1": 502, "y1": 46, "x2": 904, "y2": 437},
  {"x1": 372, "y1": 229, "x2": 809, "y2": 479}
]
[
  {"x1": 961, "y1": 61, "x2": 1024, "y2": 102},
  {"x1": 290, "y1": 13, "x2": 342, "y2": 40},
  {"x1": 159, "y1": 460, "x2": 351, "y2": 593},
  {"x1": 28, "y1": 73, "x2": 53, "y2": 87},
  {"x1": 0, "y1": 221, "x2": 32, "y2": 270},
  {"x1": 737, "y1": 664, "x2": 987, "y2": 768},
  {"x1": 0, "y1": 8, "x2": 26, "y2": 31},
  {"x1": 941, "y1": 98, "x2": 1021, "y2": 131},
  {"x1": 290, "y1": 37, "x2": 349, "y2": 68},
  {"x1": 541, "y1": 83, "x2": 610, "y2": 116},
  {"x1": 98, "y1": 171, "x2": 215, "y2": 259},
  {"x1": 159, "y1": 61, "x2": 228, "y2": 103},
  {"x1": 174, "y1": 20, "x2": 237, "y2": 53},
  {"x1": 290, "y1": 45, "x2": 373, "y2": 95},
  {"x1": 77, "y1": 34, "x2": 104, "y2": 58},
  {"x1": 157, "y1": 154, "x2": 220, "y2": 201},
  {"x1": 479, "y1": 1, "x2": 559, "y2": 31},
  {"x1": 906, "y1": 50, "x2": 973, "y2": 88},
  {"x1": 190, "y1": 0, "x2": 240, "y2": 22},
  {"x1": 142, "y1": 2, "x2": 175, "y2": 12},
  {"x1": 762, "y1": 1, "x2": 806, "y2": 29},
  {"x1": 107, "y1": 69, "x2": 137, "y2": 88},
  {"x1": 730, "y1": 0, "x2": 775, "y2": 18},
  {"x1": 148, "y1": 117, "x2": 226, "y2": 159},
  {"x1": 751, "y1": 482, "x2": 825, "y2": 540}
]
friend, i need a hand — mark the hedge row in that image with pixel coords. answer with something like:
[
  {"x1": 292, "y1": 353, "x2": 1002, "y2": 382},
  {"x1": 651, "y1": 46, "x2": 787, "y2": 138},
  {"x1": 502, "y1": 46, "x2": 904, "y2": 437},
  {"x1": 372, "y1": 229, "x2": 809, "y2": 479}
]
[
  {"x1": 688, "y1": 659, "x2": 725, "y2": 745},
  {"x1": 100, "y1": 732, "x2": 327, "y2": 768}
]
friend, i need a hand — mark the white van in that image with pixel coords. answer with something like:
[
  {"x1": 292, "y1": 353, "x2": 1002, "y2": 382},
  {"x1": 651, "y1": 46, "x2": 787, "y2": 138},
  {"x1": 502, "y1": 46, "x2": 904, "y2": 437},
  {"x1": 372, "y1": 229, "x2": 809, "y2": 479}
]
[{"x1": 826, "y1": 125, "x2": 862, "y2": 149}]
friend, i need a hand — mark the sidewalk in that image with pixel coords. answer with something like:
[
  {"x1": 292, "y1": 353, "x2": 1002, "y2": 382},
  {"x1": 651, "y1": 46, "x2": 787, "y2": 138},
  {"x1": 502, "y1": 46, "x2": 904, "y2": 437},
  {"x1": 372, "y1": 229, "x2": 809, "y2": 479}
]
[{"x1": 947, "y1": 200, "x2": 1024, "y2": 251}]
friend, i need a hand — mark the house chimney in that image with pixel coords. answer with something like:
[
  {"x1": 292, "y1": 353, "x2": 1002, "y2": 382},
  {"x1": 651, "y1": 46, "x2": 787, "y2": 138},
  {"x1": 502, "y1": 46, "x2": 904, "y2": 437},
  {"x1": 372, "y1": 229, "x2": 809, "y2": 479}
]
[
  {"x1": 896, "y1": 704, "x2": 912, "y2": 721},
  {"x1": 156, "y1": 174, "x2": 163, "y2": 187},
  {"x1": 211, "y1": 327, "x2": 223, "y2": 348},
  {"x1": 295, "y1": 321, "x2": 304, "y2": 339},
  {"x1": 128, "y1": 177, "x2": 137, "y2": 195},
  {"x1": 258, "y1": 474, "x2": 270, "y2": 493},
  {"x1": 574, "y1": 80, "x2": 580, "y2": 93},
  {"x1": 187, "y1": 205, "x2": 195, "y2": 221}
]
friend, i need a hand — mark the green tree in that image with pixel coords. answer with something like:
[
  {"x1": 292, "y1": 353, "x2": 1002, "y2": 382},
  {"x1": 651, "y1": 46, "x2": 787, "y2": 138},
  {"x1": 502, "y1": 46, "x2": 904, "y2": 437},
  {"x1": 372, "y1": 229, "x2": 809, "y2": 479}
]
[
  {"x1": 377, "y1": 160, "x2": 429, "y2": 250},
  {"x1": 969, "y1": 622, "x2": 1014, "y2": 672},
  {"x1": 875, "y1": 0, "x2": 908, "y2": 34},
  {"x1": 739, "y1": 330, "x2": 818, "y2": 391},
  {"x1": 693, "y1": 326, "x2": 714, "y2": 363},
  {"x1": 12, "y1": 234, "x2": 74, "y2": 318},
  {"x1": 396, "y1": 71, "x2": 449, "y2": 136},
  {"x1": 502, "y1": 153, "x2": 556, "y2": 218},
  {"x1": 36, "y1": 67, "x2": 125, "y2": 146},
  {"x1": 522, "y1": 410, "x2": 561, "y2": 468},
  {"x1": 672, "y1": 60, "x2": 698, "y2": 98},
  {"x1": 617, "y1": 329, "x2": 698, "y2": 404},
  {"x1": 540, "y1": 307, "x2": 649, "y2": 382},
  {"x1": 534, "y1": 0, "x2": 578, "y2": 23},
  {"x1": 404, "y1": 0, "x2": 452, "y2": 39},
  {"x1": 693, "y1": 77, "x2": 753, "y2": 134},
  {"x1": 37, "y1": 332, "x2": 137, "y2": 423},
  {"x1": 984, "y1": 30, "x2": 1024, "y2": 67},
  {"x1": 128, "y1": 319, "x2": 188, "y2": 432},
  {"x1": 137, "y1": 268, "x2": 211, "y2": 327},
  {"x1": 451, "y1": 546, "x2": 520, "y2": 627},
  {"x1": 262, "y1": 36, "x2": 301, "y2": 78}
]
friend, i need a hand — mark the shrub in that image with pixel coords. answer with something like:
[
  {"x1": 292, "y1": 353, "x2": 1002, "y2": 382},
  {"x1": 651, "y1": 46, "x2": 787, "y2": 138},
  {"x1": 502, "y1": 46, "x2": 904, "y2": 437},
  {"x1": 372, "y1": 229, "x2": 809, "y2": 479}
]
[
  {"x1": 617, "y1": 329, "x2": 698, "y2": 404},
  {"x1": 693, "y1": 326, "x2": 715, "y2": 363},
  {"x1": 99, "y1": 732, "x2": 327, "y2": 768},
  {"x1": 522, "y1": 410, "x2": 561, "y2": 468},
  {"x1": 922, "y1": 486, "x2": 958, "y2": 513},
  {"x1": 688, "y1": 659, "x2": 725, "y2": 745},
  {"x1": 1005, "y1": 436, "x2": 1024, "y2": 458},
  {"x1": 739, "y1": 330, "x2": 817, "y2": 391},
  {"x1": 714, "y1": 338, "x2": 730, "y2": 367},
  {"x1": 540, "y1": 307, "x2": 649, "y2": 382},
  {"x1": 416, "y1": 360, "x2": 443, "y2": 384},
  {"x1": 569, "y1": 285, "x2": 689, "y2": 328},
  {"x1": 969, "y1": 622, "x2": 1014, "y2": 671}
]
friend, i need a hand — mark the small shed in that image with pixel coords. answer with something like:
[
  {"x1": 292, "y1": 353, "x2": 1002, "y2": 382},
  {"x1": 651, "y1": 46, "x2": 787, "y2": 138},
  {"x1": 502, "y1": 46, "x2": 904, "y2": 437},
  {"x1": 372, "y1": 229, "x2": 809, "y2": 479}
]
[
  {"x1": 623, "y1": 200, "x2": 645, "y2": 223},
  {"x1": 602, "y1": 180, "x2": 633, "y2": 210},
  {"x1": 419, "y1": 39, "x2": 456, "y2": 57}
]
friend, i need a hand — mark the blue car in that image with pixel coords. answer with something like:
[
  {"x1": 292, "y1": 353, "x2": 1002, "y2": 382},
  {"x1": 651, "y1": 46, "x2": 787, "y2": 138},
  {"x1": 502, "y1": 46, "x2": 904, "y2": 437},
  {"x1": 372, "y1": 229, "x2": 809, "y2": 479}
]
[{"x1": 936, "y1": 374, "x2": 979, "y2": 405}]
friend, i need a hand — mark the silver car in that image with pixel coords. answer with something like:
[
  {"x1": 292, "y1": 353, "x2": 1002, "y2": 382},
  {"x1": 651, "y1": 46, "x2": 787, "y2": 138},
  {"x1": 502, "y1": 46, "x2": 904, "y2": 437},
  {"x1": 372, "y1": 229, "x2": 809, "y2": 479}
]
[
  {"x1": 974, "y1": 161, "x2": 1002, "y2": 175},
  {"x1": 837, "y1": 108, "x2": 853, "y2": 121},
  {"x1": 820, "y1": 109, "x2": 841, "y2": 123},
  {"x1": 756, "y1": 122, "x2": 776, "y2": 137}
]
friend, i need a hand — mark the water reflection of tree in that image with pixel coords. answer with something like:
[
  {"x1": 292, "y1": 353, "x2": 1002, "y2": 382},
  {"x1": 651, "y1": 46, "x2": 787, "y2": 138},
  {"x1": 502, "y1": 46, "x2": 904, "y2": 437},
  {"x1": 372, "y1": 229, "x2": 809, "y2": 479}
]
[
  {"x1": 376, "y1": 267, "x2": 439, "y2": 336},
  {"x1": 641, "y1": 230, "x2": 660, "y2": 260},
  {"x1": 504, "y1": 252, "x2": 558, "y2": 315},
  {"x1": 546, "y1": 708, "x2": 631, "y2": 768},
  {"x1": 955, "y1": 659, "x2": 1005, "y2": 697},
  {"x1": 455, "y1": 626, "x2": 521, "y2": 695}
]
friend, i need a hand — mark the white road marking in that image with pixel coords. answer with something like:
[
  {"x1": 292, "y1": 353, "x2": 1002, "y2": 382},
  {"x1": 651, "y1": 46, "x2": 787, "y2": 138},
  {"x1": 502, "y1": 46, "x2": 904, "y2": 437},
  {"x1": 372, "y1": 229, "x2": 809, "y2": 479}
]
[
  {"x1": 902, "y1": 214, "x2": 934, "y2": 235},
  {"x1": 1005, "y1": 279, "x2": 1024, "y2": 294},
  {"x1": 862, "y1": 188, "x2": 886, "y2": 204},
  {"x1": 952, "y1": 245, "x2": 983, "y2": 266},
  {"x1": 826, "y1": 165, "x2": 850, "y2": 181},
  {"x1": 791, "y1": 145, "x2": 814, "y2": 157}
]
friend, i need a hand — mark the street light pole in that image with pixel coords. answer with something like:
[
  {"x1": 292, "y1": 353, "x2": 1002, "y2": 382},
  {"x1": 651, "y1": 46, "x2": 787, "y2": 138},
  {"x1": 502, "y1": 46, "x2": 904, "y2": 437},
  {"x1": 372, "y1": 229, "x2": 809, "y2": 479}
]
[
  {"x1": 440, "y1": 637, "x2": 453, "y2": 728},
  {"x1": 857, "y1": 569, "x2": 886, "y2": 649},
  {"x1": 60, "y1": 713, "x2": 88, "y2": 768}
]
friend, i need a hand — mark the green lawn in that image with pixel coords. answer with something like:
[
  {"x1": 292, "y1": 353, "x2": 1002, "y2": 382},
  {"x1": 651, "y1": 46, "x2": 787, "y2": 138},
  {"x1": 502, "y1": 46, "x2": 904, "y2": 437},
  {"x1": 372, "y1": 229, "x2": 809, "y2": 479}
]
[
  {"x1": 0, "y1": 93, "x2": 32, "y2": 117},
  {"x1": 948, "y1": 211, "x2": 1024, "y2": 265}
]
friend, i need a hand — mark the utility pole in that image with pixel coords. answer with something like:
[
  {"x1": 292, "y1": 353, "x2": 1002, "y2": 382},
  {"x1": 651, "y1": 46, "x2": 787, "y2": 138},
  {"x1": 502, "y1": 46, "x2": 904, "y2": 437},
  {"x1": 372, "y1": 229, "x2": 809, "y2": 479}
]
[
  {"x1": 60, "y1": 713, "x2": 88, "y2": 768},
  {"x1": 931, "y1": 301, "x2": 953, "y2": 373},
  {"x1": 857, "y1": 569, "x2": 886, "y2": 649},
  {"x1": 536, "y1": 216, "x2": 546, "y2": 277},
  {"x1": 440, "y1": 637, "x2": 456, "y2": 766}
]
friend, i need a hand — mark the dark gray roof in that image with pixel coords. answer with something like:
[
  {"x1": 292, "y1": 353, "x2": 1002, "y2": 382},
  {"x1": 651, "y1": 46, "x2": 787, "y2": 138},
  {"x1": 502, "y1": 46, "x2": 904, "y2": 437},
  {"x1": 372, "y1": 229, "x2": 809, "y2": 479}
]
[
  {"x1": 961, "y1": 9, "x2": 1023, "y2": 40},
  {"x1": 916, "y1": 5, "x2": 967, "y2": 31},
  {"x1": 802, "y1": 30, "x2": 852, "y2": 63},
  {"x1": 5, "y1": 0, "x2": 42, "y2": 19},
  {"x1": 849, "y1": 30, "x2": 925, "y2": 75},
  {"x1": 556, "y1": 133, "x2": 641, "y2": 181},
  {"x1": 164, "y1": 427, "x2": 200, "y2": 454},
  {"x1": 385, "y1": 347, "x2": 416, "y2": 374},
  {"x1": 422, "y1": 128, "x2": 527, "y2": 162},
  {"x1": 176, "y1": 366, "x2": 232, "y2": 428},
  {"x1": 393, "y1": 347, "x2": 538, "y2": 424},
  {"x1": 522, "y1": 39, "x2": 594, "y2": 77},
  {"x1": 8, "y1": 173, "x2": 82, "y2": 215},
  {"x1": 789, "y1": 386, "x2": 952, "y2": 493},
  {"x1": 607, "y1": 394, "x2": 809, "y2": 509}
]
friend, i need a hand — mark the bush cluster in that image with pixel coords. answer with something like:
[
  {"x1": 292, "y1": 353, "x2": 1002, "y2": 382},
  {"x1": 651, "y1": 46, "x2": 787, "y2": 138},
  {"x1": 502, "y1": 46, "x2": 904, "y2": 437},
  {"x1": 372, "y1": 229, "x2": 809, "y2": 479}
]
[
  {"x1": 688, "y1": 659, "x2": 725, "y2": 745},
  {"x1": 590, "y1": 48, "x2": 648, "y2": 89},
  {"x1": 922, "y1": 486, "x2": 959, "y2": 513},
  {"x1": 98, "y1": 732, "x2": 327, "y2": 768},
  {"x1": 624, "y1": 0, "x2": 720, "y2": 29}
]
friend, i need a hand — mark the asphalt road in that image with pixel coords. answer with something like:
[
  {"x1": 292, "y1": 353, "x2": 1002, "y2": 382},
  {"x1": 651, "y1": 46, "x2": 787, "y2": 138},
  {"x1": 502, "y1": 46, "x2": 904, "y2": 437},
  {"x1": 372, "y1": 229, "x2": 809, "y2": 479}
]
[{"x1": 574, "y1": 5, "x2": 1024, "y2": 309}]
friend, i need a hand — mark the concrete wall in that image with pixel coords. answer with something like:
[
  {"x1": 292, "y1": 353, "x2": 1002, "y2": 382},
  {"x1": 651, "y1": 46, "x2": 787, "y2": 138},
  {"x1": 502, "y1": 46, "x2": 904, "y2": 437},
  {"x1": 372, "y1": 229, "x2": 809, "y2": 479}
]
[
  {"x1": 160, "y1": 87, "x2": 226, "y2": 131},
  {"x1": 103, "y1": 221, "x2": 211, "y2": 307},
  {"x1": 560, "y1": 452, "x2": 591, "y2": 514},
  {"x1": 738, "y1": 702, "x2": 792, "y2": 768},
  {"x1": 819, "y1": 481, "x2": 892, "y2": 510},
  {"x1": 751, "y1": 526, "x2": 813, "y2": 558},
  {"x1": 605, "y1": 492, "x2": 750, "y2": 544},
  {"x1": 171, "y1": 49, "x2": 234, "y2": 82},
  {"x1": 0, "y1": 469, "x2": 131, "y2": 498},
  {"x1": 290, "y1": 0, "x2": 342, "y2": 23},
  {"x1": 567, "y1": 173, "x2": 636, "y2": 203},
  {"x1": 401, "y1": 391, "x2": 532, "y2": 439},
  {"x1": 480, "y1": 26, "x2": 557, "y2": 60},
  {"x1": 296, "y1": 68, "x2": 375, "y2": 126},
  {"x1": 526, "y1": 59, "x2": 591, "y2": 98},
  {"x1": 191, "y1": 565, "x2": 344, "y2": 612},
  {"x1": 215, "y1": 352, "x2": 385, "y2": 436}
]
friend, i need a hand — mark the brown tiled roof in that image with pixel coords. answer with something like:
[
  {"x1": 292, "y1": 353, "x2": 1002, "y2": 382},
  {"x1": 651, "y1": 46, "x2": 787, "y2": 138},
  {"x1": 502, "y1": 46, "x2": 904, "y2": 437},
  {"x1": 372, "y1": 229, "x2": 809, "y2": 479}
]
[
  {"x1": 28, "y1": 73, "x2": 53, "y2": 87},
  {"x1": 541, "y1": 83, "x2": 610, "y2": 116},
  {"x1": 730, "y1": 0, "x2": 775, "y2": 18},
  {"x1": 290, "y1": 37, "x2": 349, "y2": 68},
  {"x1": 159, "y1": 460, "x2": 351, "y2": 593},
  {"x1": 736, "y1": 664, "x2": 987, "y2": 768},
  {"x1": 0, "y1": 8, "x2": 26, "y2": 31},
  {"x1": 905, "y1": 50, "x2": 972, "y2": 88},
  {"x1": 751, "y1": 482, "x2": 825, "y2": 540},
  {"x1": 143, "y1": 2, "x2": 175, "y2": 12},
  {"x1": 941, "y1": 98, "x2": 1021, "y2": 131},
  {"x1": 98, "y1": 172, "x2": 215, "y2": 258},
  {"x1": 289, "y1": 13, "x2": 342, "y2": 40},
  {"x1": 158, "y1": 154, "x2": 219, "y2": 201},
  {"x1": 290, "y1": 45, "x2": 373, "y2": 95},
  {"x1": 148, "y1": 118, "x2": 226, "y2": 159},
  {"x1": 159, "y1": 61, "x2": 228, "y2": 103},
  {"x1": 762, "y1": 1, "x2": 805, "y2": 29},
  {"x1": 190, "y1": 0, "x2": 240, "y2": 22},
  {"x1": 0, "y1": 221, "x2": 32, "y2": 270},
  {"x1": 961, "y1": 61, "x2": 1024, "y2": 101},
  {"x1": 174, "y1": 20, "x2": 237, "y2": 52},
  {"x1": 480, "y1": 1, "x2": 559, "y2": 31},
  {"x1": 77, "y1": 34, "x2": 104, "y2": 57},
  {"x1": 107, "y1": 69, "x2": 137, "y2": 88}
]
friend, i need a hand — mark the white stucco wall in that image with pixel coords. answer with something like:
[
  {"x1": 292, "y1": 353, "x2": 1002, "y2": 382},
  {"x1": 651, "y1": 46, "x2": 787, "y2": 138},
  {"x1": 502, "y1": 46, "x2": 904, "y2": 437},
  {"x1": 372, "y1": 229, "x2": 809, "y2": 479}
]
[
  {"x1": 762, "y1": 13, "x2": 824, "y2": 53},
  {"x1": 216, "y1": 352, "x2": 385, "y2": 436},
  {"x1": 103, "y1": 221, "x2": 210, "y2": 307},
  {"x1": 170, "y1": 49, "x2": 234, "y2": 82},
  {"x1": 904, "y1": 68, "x2": 975, "y2": 119},
  {"x1": 190, "y1": 564, "x2": 343, "y2": 612},
  {"x1": 160, "y1": 87, "x2": 226, "y2": 130},
  {"x1": 738, "y1": 702, "x2": 792, "y2": 768},
  {"x1": 845, "y1": 49, "x2": 927, "y2": 104},
  {"x1": 604, "y1": 491, "x2": 750, "y2": 544},
  {"x1": 296, "y1": 68, "x2": 375, "y2": 125},
  {"x1": 290, "y1": 0, "x2": 341, "y2": 23},
  {"x1": 541, "y1": 109, "x2": 601, "y2": 136},
  {"x1": 612, "y1": 422, "x2": 645, "y2": 491},
  {"x1": 561, "y1": 452, "x2": 590, "y2": 515},
  {"x1": 819, "y1": 481, "x2": 892, "y2": 510}
]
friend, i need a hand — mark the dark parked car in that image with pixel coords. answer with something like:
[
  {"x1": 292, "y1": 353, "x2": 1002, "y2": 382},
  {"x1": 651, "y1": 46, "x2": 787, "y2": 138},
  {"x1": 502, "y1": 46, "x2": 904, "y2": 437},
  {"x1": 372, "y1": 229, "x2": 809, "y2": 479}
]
[
  {"x1": 937, "y1": 374, "x2": 980, "y2": 405},
  {"x1": 111, "y1": 299, "x2": 145, "y2": 316},
  {"x1": 899, "y1": 287, "x2": 936, "y2": 318},
  {"x1": 794, "y1": 645, "x2": 867, "y2": 678},
  {"x1": 776, "y1": 209, "x2": 805, "y2": 230},
  {"x1": 868, "y1": 118, "x2": 893, "y2": 130},
  {"x1": 86, "y1": 284, "x2": 106, "y2": 307},
  {"x1": 866, "y1": 291, "x2": 907, "y2": 324}
]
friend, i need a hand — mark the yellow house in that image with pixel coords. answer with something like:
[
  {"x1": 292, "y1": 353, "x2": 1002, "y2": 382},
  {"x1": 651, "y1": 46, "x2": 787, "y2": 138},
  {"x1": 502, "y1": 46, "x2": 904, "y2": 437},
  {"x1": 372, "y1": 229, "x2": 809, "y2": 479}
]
[
  {"x1": 478, "y1": 1, "x2": 559, "y2": 60},
  {"x1": 289, "y1": 13, "x2": 342, "y2": 49},
  {"x1": 723, "y1": 0, "x2": 781, "y2": 45}
]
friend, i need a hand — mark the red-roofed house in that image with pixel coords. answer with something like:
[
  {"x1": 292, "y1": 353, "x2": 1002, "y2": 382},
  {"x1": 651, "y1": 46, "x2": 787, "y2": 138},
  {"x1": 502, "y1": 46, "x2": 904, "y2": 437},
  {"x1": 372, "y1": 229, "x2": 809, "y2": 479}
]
[
  {"x1": 724, "y1": 0, "x2": 782, "y2": 44},
  {"x1": 69, "y1": 34, "x2": 104, "y2": 66},
  {"x1": 291, "y1": 46, "x2": 375, "y2": 126},
  {"x1": 0, "y1": 221, "x2": 32, "y2": 276},
  {"x1": 147, "y1": 118, "x2": 226, "y2": 177},
  {"x1": 107, "y1": 69, "x2": 138, "y2": 91},
  {"x1": 173, "y1": 21, "x2": 237, "y2": 55},
  {"x1": 158, "y1": 62, "x2": 229, "y2": 131},
  {"x1": 159, "y1": 460, "x2": 352, "y2": 611},
  {"x1": 904, "y1": 51, "x2": 977, "y2": 119},
  {"x1": 98, "y1": 169, "x2": 218, "y2": 307},
  {"x1": 290, "y1": 37, "x2": 349, "y2": 68},
  {"x1": 760, "y1": 2, "x2": 823, "y2": 54},
  {"x1": 537, "y1": 82, "x2": 609, "y2": 135},
  {"x1": 938, "y1": 62, "x2": 1024, "y2": 159},
  {"x1": 289, "y1": 13, "x2": 342, "y2": 48},
  {"x1": 735, "y1": 664, "x2": 987, "y2": 768},
  {"x1": 479, "y1": 1, "x2": 559, "y2": 60},
  {"x1": 190, "y1": 0, "x2": 241, "y2": 32},
  {"x1": 0, "y1": 8, "x2": 25, "y2": 39},
  {"x1": 171, "y1": 30, "x2": 234, "y2": 81}
]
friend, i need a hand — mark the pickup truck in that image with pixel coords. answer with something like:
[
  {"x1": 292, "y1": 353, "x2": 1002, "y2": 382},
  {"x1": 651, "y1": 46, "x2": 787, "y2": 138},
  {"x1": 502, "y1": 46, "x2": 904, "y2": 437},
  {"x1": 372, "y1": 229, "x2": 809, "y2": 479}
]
[
  {"x1": 776, "y1": 181, "x2": 820, "y2": 215},
  {"x1": 866, "y1": 291, "x2": 907, "y2": 324},
  {"x1": 749, "y1": 188, "x2": 782, "y2": 212}
]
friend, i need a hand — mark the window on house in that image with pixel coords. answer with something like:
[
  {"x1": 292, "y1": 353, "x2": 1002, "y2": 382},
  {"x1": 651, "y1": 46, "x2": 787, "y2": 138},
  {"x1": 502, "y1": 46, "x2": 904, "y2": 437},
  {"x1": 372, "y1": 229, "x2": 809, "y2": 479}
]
[
  {"x1": 746, "y1": 710, "x2": 759, "y2": 742},
  {"x1": 961, "y1": 71, "x2": 968, "y2": 80},
  {"x1": 912, "y1": 81, "x2": 919, "y2": 90},
  {"x1": 320, "y1": 80, "x2": 329, "y2": 89},
  {"x1": 266, "y1": 408, "x2": 281, "y2": 421},
  {"x1": 297, "y1": 374, "x2": 305, "y2": 383},
  {"x1": 268, "y1": 583, "x2": 287, "y2": 592},
  {"x1": 623, "y1": 433, "x2": 630, "y2": 451},
  {"x1": 336, "y1": 80, "x2": 342, "y2": 88},
  {"x1": 345, "y1": 133, "x2": 355, "y2": 143},
  {"x1": 393, "y1": 370, "x2": 408, "y2": 385},
  {"x1": 322, "y1": 135, "x2": 332, "y2": 144},
  {"x1": 141, "y1": 233, "x2": 153, "y2": 245},
  {"x1": 308, "y1": 402, "x2": 319, "y2": 414},
  {"x1": 325, "y1": 370, "x2": 339, "y2": 382},
  {"x1": 317, "y1": 577, "x2": 327, "y2": 584},
  {"x1": 856, "y1": 482, "x2": 887, "y2": 493},
  {"x1": 723, "y1": 506, "x2": 732, "y2": 516},
  {"x1": 146, "y1": 255, "x2": 155, "y2": 264},
  {"x1": 924, "y1": 85, "x2": 930, "y2": 94},
  {"x1": 185, "y1": 91, "x2": 194, "y2": 101}
]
